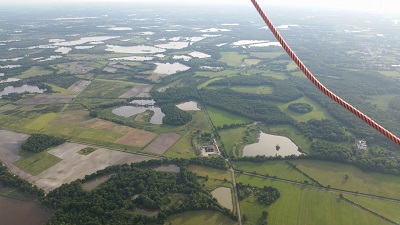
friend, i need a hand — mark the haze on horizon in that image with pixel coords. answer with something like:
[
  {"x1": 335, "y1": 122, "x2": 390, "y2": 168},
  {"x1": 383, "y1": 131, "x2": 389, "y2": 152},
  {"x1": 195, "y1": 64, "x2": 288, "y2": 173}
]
[{"x1": 1, "y1": 0, "x2": 400, "y2": 14}]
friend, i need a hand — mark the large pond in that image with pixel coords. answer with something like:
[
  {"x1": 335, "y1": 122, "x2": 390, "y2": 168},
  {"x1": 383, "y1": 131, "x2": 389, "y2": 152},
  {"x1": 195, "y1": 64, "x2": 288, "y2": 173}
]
[
  {"x1": 211, "y1": 187, "x2": 233, "y2": 211},
  {"x1": 112, "y1": 106, "x2": 164, "y2": 125},
  {"x1": 0, "y1": 196, "x2": 51, "y2": 225},
  {"x1": 153, "y1": 62, "x2": 190, "y2": 75},
  {"x1": 242, "y1": 132, "x2": 301, "y2": 157},
  {"x1": 176, "y1": 101, "x2": 200, "y2": 111},
  {"x1": 105, "y1": 45, "x2": 165, "y2": 54},
  {"x1": 0, "y1": 85, "x2": 44, "y2": 98}
]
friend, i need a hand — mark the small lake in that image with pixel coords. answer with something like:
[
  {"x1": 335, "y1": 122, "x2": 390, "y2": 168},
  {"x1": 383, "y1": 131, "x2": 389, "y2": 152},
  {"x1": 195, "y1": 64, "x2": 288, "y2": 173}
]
[
  {"x1": 189, "y1": 51, "x2": 210, "y2": 58},
  {"x1": 82, "y1": 174, "x2": 114, "y2": 191},
  {"x1": 153, "y1": 62, "x2": 190, "y2": 75},
  {"x1": 153, "y1": 164, "x2": 180, "y2": 173},
  {"x1": 155, "y1": 41, "x2": 189, "y2": 50},
  {"x1": 112, "y1": 106, "x2": 164, "y2": 125},
  {"x1": 242, "y1": 132, "x2": 301, "y2": 157},
  {"x1": 0, "y1": 85, "x2": 44, "y2": 98},
  {"x1": 110, "y1": 56, "x2": 154, "y2": 61},
  {"x1": 0, "y1": 78, "x2": 20, "y2": 83},
  {"x1": 0, "y1": 65, "x2": 22, "y2": 69},
  {"x1": 0, "y1": 196, "x2": 51, "y2": 225},
  {"x1": 211, "y1": 187, "x2": 233, "y2": 211},
  {"x1": 176, "y1": 101, "x2": 200, "y2": 111},
  {"x1": 55, "y1": 47, "x2": 72, "y2": 54}
]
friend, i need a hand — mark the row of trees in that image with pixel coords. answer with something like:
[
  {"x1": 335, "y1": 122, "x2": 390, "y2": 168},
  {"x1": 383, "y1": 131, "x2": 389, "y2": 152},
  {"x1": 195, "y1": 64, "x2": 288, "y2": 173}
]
[{"x1": 288, "y1": 102, "x2": 313, "y2": 113}]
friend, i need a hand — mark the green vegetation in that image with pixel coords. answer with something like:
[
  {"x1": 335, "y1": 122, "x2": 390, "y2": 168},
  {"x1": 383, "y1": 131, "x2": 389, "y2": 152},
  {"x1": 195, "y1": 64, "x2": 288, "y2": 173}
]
[
  {"x1": 21, "y1": 134, "x2": 65, "y2": 153},
  {"x1": 230, "y1": 86, "x2": 273, "y2": 94},
  {"x1": 250, "y1": 52, "x2": 284, "y2": 59},
  {"x1": 219, "y1": 126, "x2": 258, "y2": 157},
  {"x1": 25, "y1": 113, "x2": 58, "y2": 132},
  {"x1": 287, "y1": 102, "x2": 313, "y2": 113},
  {"x1": 0, "y1": 164, "x2": 44, "y2": 197},
  {"x1": 161, "y1": 104, "x2": 192, "y2": 126},
  {"x1": 236, "y1": 174, "x2": 392, "y2": 225},
  {"x1": 78, "y1": 79, "x2": 137, "y2": 99},
  {"x1": 366, "y1": 94, "x2": 397, "y2": 110},
  {"x1": 278, "y1": 97, "x2": 332, "y2": 122},
  {"x1": 14, "y1": 150, "x2": 62, "y2": 175},
  {"x1": 233, "y1": 161, "x2": 313, "y2": 183},
  {"x1": 77, "y1": 147, "x2": 97, "y2": 155},
  {"x1": 292, "y1": 160, "x2": 400, "y2": 199},
  {"x1": 166, "y1": 210, "x2": 238, "y2": 225},
  {"x1": 17, "y1": 66, "x2": 53, "y2": 79},
  {"x1": 219, "y1": 52, "x2": 247, "y2": 67},
  {"x1": 195, "y1": 69, "x2": 238, "y2": 78},
  {"x1": 207, "y1": 106, "x2": 252, "y2": 128}
]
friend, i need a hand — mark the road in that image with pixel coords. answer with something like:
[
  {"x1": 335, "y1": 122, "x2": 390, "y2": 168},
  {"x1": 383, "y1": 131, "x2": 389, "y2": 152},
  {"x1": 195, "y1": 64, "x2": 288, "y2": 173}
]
[{"x1": 230, "y1": 168, "x2": 242, "y2": 225}]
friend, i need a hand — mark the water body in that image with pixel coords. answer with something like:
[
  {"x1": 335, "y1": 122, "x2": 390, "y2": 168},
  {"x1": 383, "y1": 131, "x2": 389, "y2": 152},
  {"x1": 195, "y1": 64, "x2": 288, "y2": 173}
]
[
  {"x1": 0, "y1": 85, "x2": 44, "y2": 98},
  {"x1": 0, "y1": 196, "x2": 51, "y2": 225},
  {"x1": 176, "y1": 101, "x2": 200, "y2": 111},
  {"x1": 0, "y1": 78, "x2": 20, "y2": 83},
  {"x1": 105, "y1": 45, "x2": 165, "y2": 54},
  {"x1": 82, "y1": 174, "x2": 114, "y2": 191},
  {"x1": 155, "y1": 41, "x2": 189, "y2": 50},
  {"x1": 55, "y1": 47, "x2": 72, "y2": 54},
  {"x1": 211, "y1": 187, "x2": 233, "y2": 211},
  {"x1": 110, "y1": 56, "x2": 154, "y2": 61},
  {"x1": 189, "y1": 51, "x2": 210, "y2": 58},
  {"x1": 0, "y1": 65, "x2": 22, "y2": 69},
  {"x1": 153, "y1": 62, "x2": 190, "y2": 75},
  {"x1": 112, "y1": 106, "x2": 164, "y2": 125},
  {"x1": 108, "y1": 27, "x2": 133, "y2": 31},
  {"x1": 242, "y1": 132, "x2": 301, "y2": 157},
  {"x1": 153, "y1": 164, "x2": 180, "y2": 173}
]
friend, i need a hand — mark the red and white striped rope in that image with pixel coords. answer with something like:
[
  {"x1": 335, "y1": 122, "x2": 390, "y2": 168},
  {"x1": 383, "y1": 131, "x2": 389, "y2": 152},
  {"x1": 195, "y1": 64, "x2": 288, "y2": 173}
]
[{"x1": 251, "y1": 0, "x2": 400, "y2": 145}]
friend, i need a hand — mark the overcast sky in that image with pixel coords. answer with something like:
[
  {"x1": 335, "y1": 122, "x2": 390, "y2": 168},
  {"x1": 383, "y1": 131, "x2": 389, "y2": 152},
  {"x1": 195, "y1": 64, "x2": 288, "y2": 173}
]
[{"x1": 1, "y1": 0, "x2": 400, "y2": 13}]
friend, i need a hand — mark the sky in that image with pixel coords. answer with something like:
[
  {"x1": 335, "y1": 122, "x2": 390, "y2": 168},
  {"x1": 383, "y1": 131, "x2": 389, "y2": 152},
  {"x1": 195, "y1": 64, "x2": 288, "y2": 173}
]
[{"x1": 1, "y1": 0, "x2": 400, "y2": 13}]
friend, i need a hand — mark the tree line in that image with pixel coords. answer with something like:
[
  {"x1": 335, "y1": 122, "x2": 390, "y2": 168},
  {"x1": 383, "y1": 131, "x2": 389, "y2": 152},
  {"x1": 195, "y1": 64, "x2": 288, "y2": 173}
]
[{"x1": 21, "y1": 134, "x2": 65, "y2": 153}]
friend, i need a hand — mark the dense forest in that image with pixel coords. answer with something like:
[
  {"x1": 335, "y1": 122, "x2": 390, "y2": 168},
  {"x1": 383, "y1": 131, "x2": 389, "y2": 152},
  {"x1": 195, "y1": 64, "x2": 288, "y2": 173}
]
[
  {"x1": 21, "y1": 134, "x2": 65, "y2": 153},
  {"x1": 288, "y1": 102, "x2": 313, "y2": 113},
  {"x1": 161, "y1": 104, "x2": 192, "y2": 126},
  {"x1": 42, "y1": 159, "x2": 236, "y2": 225}
]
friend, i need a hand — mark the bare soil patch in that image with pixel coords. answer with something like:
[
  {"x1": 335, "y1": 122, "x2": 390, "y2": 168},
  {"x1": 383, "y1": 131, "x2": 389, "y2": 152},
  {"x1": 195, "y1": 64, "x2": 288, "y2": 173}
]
[
  {"x1": 57, "y1": 62, "x2": 94, "y2": 74},
  {"x1": 144, "y1": 133, "x2": 181, "y2": 155},
  {"x1": 28, "y1": 142, "x2": 154, "y2": 192},
  {"x1": 15, "y1": 94, "x2": 75, "y2": 105},
  {"x1": 68, "y1": 80, "x2": 91, "y2": 93},
  {"x1": 85, "y1": 118, "x2": 133, "y2": 134},
  {"x1": 115, "y1": 129, "x2": 157, "y2": 147},
  {"x1": 118, "y1": 85, "x2": 152, "y2": 98},
  {"x1": 0, "y1": 130, "x2": 32, "y2": 179}
]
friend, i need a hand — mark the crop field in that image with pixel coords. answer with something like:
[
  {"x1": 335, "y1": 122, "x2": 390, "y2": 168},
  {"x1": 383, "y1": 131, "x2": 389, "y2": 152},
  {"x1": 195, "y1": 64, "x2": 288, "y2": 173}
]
[
  {"x1": 292, "y1": 159, "x2": 400, "y2": 199},
  {"x1": 118, "y1": 85, "x2": 152, "y2": 98},
  {"x1": 27, "y1": 142, "x2": 154, "y2": 192},
  {"x1": 14, "y1": 151, "x2": 62, "y2": 176},
  {"x1": 236, "y1": 174, "x2": 392, "y2": 225},
  {"x1": 114, "y1": 129, "x2": 157, "y2": 148},
  {"x1": 163, "y1": 132, "x2": 196, "y2": 158},
  {"x1": 207, "y1": 106, "x2": 251, "y2": 128},
  {"x1": 55, "y1": 62, "x2": 95, "y2": 74},
  {"x1": 278, "y1": 97, "x2": 332, "y2": 122},
  {"x1": 24, "y1": 113, "x2": 57, "y2": 132},
  {"x1": 166, "y1": 210, "x2": 238, "y2": 225},
  {"x1": 143, "y1": 133, "x2": 181, "y2": 155},
  {"x1": 219, "y1": 52, "x2": 247, "y2": 67},
  {"x1": 78, "y1": 79, "x2": 137, "y2": 99},
  {"x1": 345, "y1": 194, "x2": 400, "y2": 222},
  {"x1": 243, "y1": 69, "x2": 287, "y2": 80},
  {"x1": 243, "y1": 58, "x2": 261, "y2": 66},
  {"x1": 0, "y1": 114, "x2": 35, "y2": 132},
  {"x1": 15, "y1": 94, "x2": 75, "y2": 105},
  {"x1": 188, "y1": 164, "x2": 232, "y2": 182},
  {"x1": 17, "y1": 66, "x2": 53, "y2": 79},
  {"x1": 46, "y1": 84, "x2": 76, "y2": 94},
  {"x1": 68, "y1": 80, "x2": 91, "y2": 93},
  {"x1": 233, "y1": 161, "x2": 313, "y2": 183}
]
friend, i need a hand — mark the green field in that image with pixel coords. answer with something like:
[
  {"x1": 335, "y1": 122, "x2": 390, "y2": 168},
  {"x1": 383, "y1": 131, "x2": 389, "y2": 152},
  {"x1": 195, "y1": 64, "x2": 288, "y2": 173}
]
[
  {"x1": 207, "y1": 106, "x2": 251, "y2": 128},
  {"x1": 195, "y1": 69, "x2": 238, "y2": 78},
  {"x1": 278, "y1": 97, "x2": 332, "y2": 122},
  {"x1": 250, "y1": 52, "x2": 284, "y2": 59},
  {"x1": 345, "y1": 194, "x2": 400, "y2": 222},
  {"x1": 244, "y1": 58, "x2": 261, "y2": 66},
  {"x1": 78, "y1": 79, "x2": 138, "y2": 98},
  {"x1": 14, "y1": 151, "x2": 62, "y2": 175},
  {"x1": 25, "y1": 113, "x2": 58, "y2": 132},
  {"x1": 236, "y1": 174, "x2": 392, "y2": 225},
  {"x1": 233, "y1": 161, "x2": 313, "y2": 183},
  {"x1": 17, "y1": 66, "x2": 53, "y2": 79},
  {"x1": 366, "y1": 94, "x2": 397, "y2": 111},
  {"x1": 47, "y1": 83, "x2": 76, "y2": 94},
  {"x1": 377, "y1": 70, "x2": 400, "y2": 77},
  {"x1": 243, "y1": 69, "x2": 287, "y2": 80},
  {"x1": 166, "y1": 210, "x2": 238, "y2": 225},
  {"x1": 292, "y1": 159, "x2": 400, "y2": 199},
  {"x1": 286, "y1": 61, "x2": 298, "y2": 71},
  {"x1": 197, "y1": 78, "x2": 223, "y2": 89},
  {"x1": 0, "y1": 114, "x2": 34, "y2": 132},
  {"x1": 219, "y1": 52, "x2": 247, "y2": 67},
  {"x1": 230, "y1": 85, "x2": 273, "y2": 94},
  {"x1": 219, "y1": 127, "x2": 247, "y2": 157}
]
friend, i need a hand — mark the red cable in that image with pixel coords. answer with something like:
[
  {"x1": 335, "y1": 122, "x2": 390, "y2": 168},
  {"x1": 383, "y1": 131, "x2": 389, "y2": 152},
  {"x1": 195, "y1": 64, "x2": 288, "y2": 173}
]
[{"x1": 250, "y1": 0, "x2": 400, "y2": 146}]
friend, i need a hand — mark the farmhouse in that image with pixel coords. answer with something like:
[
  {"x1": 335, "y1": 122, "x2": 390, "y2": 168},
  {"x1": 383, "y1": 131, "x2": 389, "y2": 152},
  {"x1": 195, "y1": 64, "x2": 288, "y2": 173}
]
[
  {"x1": 200, "y1": 138, "x2": 221, "y2": 157},
  {"x1": 357, "y1": 140, "x2": 367, "y2": 150}
]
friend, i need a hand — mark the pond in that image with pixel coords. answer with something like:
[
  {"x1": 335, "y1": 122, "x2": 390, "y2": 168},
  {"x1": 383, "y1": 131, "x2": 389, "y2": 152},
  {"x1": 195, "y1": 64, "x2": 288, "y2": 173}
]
[
  {"x1": 110, "y1": 56, "x2": 154, "y2": 61},
  {"x1": 55, "y1": 47, "x2": 72, "y2": 54},
  {"x1": 0, "y1": 78, "x2": 20, "y2": 83},
  {"x1": 176, "y1": 101, "x2": 200, "y2": 111},
  {"x1": 0, "y1": 85, "x2": 45, "y2": 98},
  {"x1": 82, "y1": 174, "x2": 114, "y2": 191},
  {"x1": 155, "y1": 41, "x2": 189, "y2": 50},
  {"x1": 112, "y1": 106, "x2": 164, "y2": 125},
  {"x1": 242, "y1": 132, "x2": 301, "y2": 157},
  {"x1": 0, "y1": 196, "x2": 51, "y2": 225},
  {"x1": 211, "y1": 187, "x2": 233, "y2": 211},
  {"x1": 153, "y1": 62, "x2": 190, "y2": 75},
  {"x1": 189, "y1": 51, "x2": 210, "y2": 58},
  {"x1": 153, "y1": 164, "x2": 180, "y2": 173},
  {"x1": 105, "y1": 45, "x2": 165, "y2": 54},
  {"x1": 0, "y1": 65, "x2": 22, "y2": 69}
]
